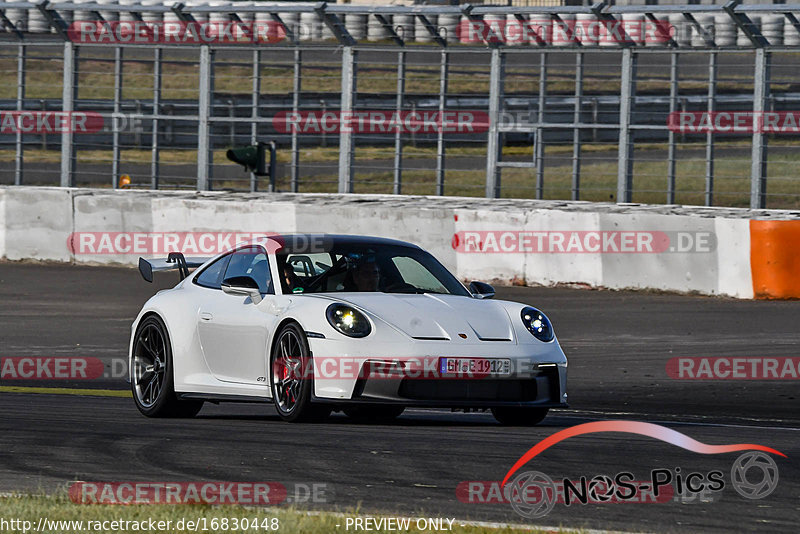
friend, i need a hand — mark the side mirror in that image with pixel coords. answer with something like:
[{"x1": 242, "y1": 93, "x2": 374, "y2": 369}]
[
  {"x1": 222, "y1": 276, "x2": 263, "y2": 304},
  {"x1": 469, "y1": 281, "x2": 495, "y2": 299}
]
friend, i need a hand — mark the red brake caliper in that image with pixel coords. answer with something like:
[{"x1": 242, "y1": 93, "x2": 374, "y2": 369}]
[
  {"x1": 282, "y1": 359, "x2": 291, "y2": 402},
  {"x1": 288, "y1": 359, "x2": 295, "y2": 403}
]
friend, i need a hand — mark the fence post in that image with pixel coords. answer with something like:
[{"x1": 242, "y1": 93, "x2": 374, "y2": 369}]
[
  {"x1": 250, "y1": 49, "x2": 261, "y2": 193},
  {"x1": 616, "y1": 47, "x2": 637, "y2": 204},
  {"x1": 269, "y1": 140, "x2": 277, "y2": 192},
  {"x1": 571, "y1": 52, "x2": 583, "y2": 201},
  {"x1": 41, "y1": 99, "x2": 47, "y2": 151},
  {"x1": 112, "y1": 47, "x2": 123, "y2": 189},
  {"x1": 320, "y1": 99, "x2": 327, "y2": 148},
  {"x1": 751, "y1": 48, "x2": 769, "y2": 209},
  {"x1": 15, "y1": 44, "x2": 25, "y2": 186},
  {"x1": 135, "y1": 100, "x2": 142, "y2": 148},
  {"x1": 705, "y1": 52, "x2": 717, "y2": 206},
  {"x1": 485, "y1": 47, "x2": 504, "y2": 199},
  {"x1": 338, "y1": 46, "x2": 357, "y2": 194},
  {"x1": 151, "y1": 47, "x2": 161, "y2": 190},
  {"x1": 60, "y1": 41, "x2": 77, "y2": 188},
  {"x1": 667, "y1": 52, "x2": 678, "y2": 204},
  {"x1": 290, "y1": 48, "x2": 301, "y2": 193},
  {"x1": 197, "y1": 45, "x2": 213, "y2": 191},
  {"x1": 227, "y1": 99, "x2": 234, "y2": 147},
  {"x1": 535, "y1": 52, "x2": 547, "y2": 199},
  {"x1": 436, "y1": 50, "x2": 449, "y2": 196},
  {"x1": 393, "y1": 51, "x2": 405, "y2": 195}
]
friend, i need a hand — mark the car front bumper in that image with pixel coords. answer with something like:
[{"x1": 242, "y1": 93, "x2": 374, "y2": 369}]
[{"x1": 307, "y1": 338, "x2": 568, "y2": 408}]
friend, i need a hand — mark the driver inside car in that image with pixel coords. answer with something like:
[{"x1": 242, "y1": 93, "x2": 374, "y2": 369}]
[
  {"x1": 282, "y1": 263, "x2": 300, "y2": 292},
  {"x1": 345, "y1": 257, "x2": 380, "y2": 292}
]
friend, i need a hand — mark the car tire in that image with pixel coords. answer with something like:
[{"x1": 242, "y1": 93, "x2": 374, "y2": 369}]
[
  {"x1": 343, "y1": 404, "x2": 405, "y2": 423},
  {"x1": 270, "y1": 322, "x2": 331, "y2": 423},
  {"x1": 491, "y1": 407, "x2": 549, "y2": 426},
  {"x1": 131, "y1": 315, "x2": 204, "y2": 418}
]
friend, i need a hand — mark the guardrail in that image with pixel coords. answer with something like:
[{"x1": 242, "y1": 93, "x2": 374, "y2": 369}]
[{"x1": 1, "y1": 2, "x2": 800, "y2": 209}]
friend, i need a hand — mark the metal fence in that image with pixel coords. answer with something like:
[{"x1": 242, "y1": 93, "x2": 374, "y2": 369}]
[{"x1": 2, "y1": 2, "x2": 800, "y2": 209}]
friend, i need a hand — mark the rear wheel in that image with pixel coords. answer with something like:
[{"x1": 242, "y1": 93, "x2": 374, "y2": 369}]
[
  {"x1": 491, "y1": 407, "x2": 549, "y2": 426},
  {"x1": 131, "y1": 315, "x2": 203, "y2": 418},
  {"x1": 270, "y1": 323, "x2": 331, "y2": 423},
  {"x1": 343, "y1": 404, "x2": 405, "y2": 423}
]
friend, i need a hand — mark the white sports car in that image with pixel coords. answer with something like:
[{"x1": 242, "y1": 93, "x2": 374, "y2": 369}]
[{"x1": 129, "y1": 234, "x2": 568, "y2": 424}]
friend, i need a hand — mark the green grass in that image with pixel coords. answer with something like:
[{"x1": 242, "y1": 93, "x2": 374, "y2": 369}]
[
  {"x1": 3, "y1": 141, "x2": 799, "y2": 209},
  {"x1": 3, "y1": 50, "x2": 800, "y2": 99},
  {"x1": 0, "y1": 386, "x2": 129, "y2": 397},
  {"x1": 280, "y1": 141, "x2": 800, "y2": 209},
  {"x1": 0, "y1": 143, "x2": 624, "y2": 166},
  {"x1": 0, "y1": 493, "x2": 557, "y2": 534},
  {"x1": 308, "y1": 159, "x2": 754, "y2": 207}
]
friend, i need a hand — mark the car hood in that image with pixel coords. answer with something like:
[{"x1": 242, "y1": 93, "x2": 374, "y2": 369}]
[{"x1": 326, "y1": 293, "x2": 515, "y2": 342}]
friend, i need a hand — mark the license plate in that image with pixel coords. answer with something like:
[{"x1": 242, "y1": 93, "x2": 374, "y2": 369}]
[{"x1": 439, "y1": 357, "x2": 511, "y2": 376}]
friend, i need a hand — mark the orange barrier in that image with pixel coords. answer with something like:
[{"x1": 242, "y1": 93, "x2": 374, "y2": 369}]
[{"x1": 750, "y1": 220, "x2": 800, "y2": 299}]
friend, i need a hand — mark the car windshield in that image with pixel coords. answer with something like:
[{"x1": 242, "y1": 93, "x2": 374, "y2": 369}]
[{"x1": 275, "y1": 240, "x2": 469, "y2": 296}]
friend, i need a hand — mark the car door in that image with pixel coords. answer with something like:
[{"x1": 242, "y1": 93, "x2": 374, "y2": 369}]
[{"x1": 195, "y1": 245, "x2": 274, "y2": 386}]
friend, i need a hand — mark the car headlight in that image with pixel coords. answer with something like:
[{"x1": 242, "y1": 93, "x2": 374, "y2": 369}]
[
  {"x1": 521, "y1": 306, "x2": 554, "y2": 342},
  {"x1": 326, "y1": 303, "x2": 371, "y2": 338}
]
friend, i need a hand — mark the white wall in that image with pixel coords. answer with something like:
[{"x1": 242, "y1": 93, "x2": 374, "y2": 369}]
[
  {"x1": 0, "y1": 187, "x2": 768, "y2": 298},
  {"x1": 714, "y1": 218, "x2": 753, "y2": 299},
  {"x1": 4, "y1": 187, "x2": 72, "y2": 262}
]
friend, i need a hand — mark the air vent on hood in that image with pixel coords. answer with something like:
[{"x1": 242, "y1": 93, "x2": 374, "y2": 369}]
[{"x1": 412, "y1": 336, "x2": 450, "y2": 341}]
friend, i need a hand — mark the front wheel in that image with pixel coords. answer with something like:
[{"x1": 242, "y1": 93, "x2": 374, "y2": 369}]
[
  {"x1": 270, "y1": 323, "x2": 330, "y2": 423},
  {"x1": 131, "y1": 315, "x2": 203, "y2": 418},
  {"x1": 491, "y1": 407, "x2": 549, "y2": 426}
]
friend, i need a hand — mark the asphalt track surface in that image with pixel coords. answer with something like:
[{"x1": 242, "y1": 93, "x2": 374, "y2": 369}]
[{"x1": 1, "y1": 261, "x2": 798, "y2": 533}]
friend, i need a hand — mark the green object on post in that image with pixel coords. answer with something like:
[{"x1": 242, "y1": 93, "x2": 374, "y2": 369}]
[{"x1": 226, "y1": 142, "x2": 268, "y2": 176}]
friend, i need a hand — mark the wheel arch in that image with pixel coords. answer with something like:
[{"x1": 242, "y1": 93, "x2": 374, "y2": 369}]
[
  {"x1": 129, "y1": 310, "x2": 177, "y2": 382},
  {"x1": 269, "y1": 317, "x2": 308, "y2": 362}
]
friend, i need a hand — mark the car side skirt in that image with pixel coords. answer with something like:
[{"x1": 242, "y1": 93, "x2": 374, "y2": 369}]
[{"x1": 176, "y1": 392, "x2": 271, "y2": 403}]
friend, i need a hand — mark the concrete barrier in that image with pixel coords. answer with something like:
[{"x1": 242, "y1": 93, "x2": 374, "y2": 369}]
[
  {"x1": 4, "y1": 187, "x2": 72, "y2": 262},
  {"x1": 71, "y1": 189, "x2": 155, "y2": 266},
  {"x1": 451, "y1": 207, "x2": 756, "y2": 297},
  {"x1": 598, "y1": 211, "x2": 719, "y2": 295},
  {"x1": 715, "y1": 218, "x2": 752, "y2": 299},
  {"x1": 1, "y1": 186, "x2": 798, "y2": 299}
]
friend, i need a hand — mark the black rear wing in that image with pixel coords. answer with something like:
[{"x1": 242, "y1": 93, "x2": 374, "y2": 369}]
[{"x1": 138, "y1": 253, "x2": 212, "y2": 283}]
